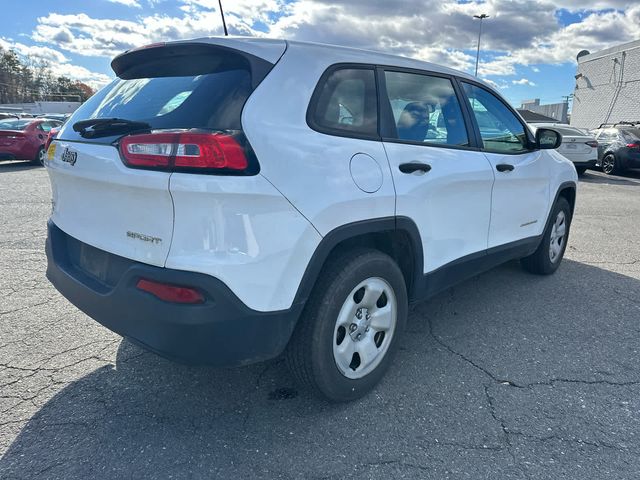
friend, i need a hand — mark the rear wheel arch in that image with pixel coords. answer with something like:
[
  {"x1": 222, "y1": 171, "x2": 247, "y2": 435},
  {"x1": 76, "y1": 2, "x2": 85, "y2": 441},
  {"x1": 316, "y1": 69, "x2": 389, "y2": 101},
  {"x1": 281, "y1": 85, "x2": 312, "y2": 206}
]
[{"x1": 292, "y1": 217, "x2": 424, "y2": 306}]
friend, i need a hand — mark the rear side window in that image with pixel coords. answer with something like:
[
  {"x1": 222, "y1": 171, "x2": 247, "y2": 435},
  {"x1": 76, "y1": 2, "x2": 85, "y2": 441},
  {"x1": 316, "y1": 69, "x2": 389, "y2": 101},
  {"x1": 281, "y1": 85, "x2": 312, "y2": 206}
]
[
  {"x1": 308, "y1": 67, "x2": 378, "y2": 138},
  {"x1": 383, "y1": 71, "x2": 468, "y2": 146}
]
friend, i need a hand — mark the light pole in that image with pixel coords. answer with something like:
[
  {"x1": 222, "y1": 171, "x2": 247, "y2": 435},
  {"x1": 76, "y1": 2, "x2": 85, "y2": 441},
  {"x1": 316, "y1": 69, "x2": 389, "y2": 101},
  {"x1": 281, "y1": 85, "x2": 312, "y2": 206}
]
[
  {"x1": 473, "y1": 14, "x2": 489, "y2": 77},
  {"x1": 218, "y1": 0, "x2": 228, "y2": 36}
]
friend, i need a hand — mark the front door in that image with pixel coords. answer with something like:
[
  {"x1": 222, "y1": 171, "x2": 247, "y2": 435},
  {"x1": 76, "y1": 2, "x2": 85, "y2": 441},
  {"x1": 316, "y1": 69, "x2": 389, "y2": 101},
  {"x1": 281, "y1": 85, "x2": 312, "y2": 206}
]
[{"x1": 459, "y1": 82, "x2": 550, "y2": 249}]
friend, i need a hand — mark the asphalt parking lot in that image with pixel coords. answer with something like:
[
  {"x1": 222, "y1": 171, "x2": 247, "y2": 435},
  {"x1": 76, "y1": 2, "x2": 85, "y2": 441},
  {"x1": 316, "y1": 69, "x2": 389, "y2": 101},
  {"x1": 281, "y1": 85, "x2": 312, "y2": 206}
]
[{"x1": 0, "y1": 161, "x2": 639, "y2": 479}]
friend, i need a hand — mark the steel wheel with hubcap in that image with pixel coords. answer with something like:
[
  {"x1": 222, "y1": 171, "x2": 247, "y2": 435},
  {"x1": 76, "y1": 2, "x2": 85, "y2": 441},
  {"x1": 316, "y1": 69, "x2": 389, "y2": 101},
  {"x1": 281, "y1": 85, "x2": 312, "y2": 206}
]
[
  {"x1": 286, "y1": 249, "x2": 407, "y2": 402},
  {"x1": 548, "y1": 210, "x2": 566, "y2": 264},
  {"x1": 333, "y1": 277, "x2": 397, "y2": 379},
  {"x1": 521, "y1": 196, "x2": 571, "y2": 275}
]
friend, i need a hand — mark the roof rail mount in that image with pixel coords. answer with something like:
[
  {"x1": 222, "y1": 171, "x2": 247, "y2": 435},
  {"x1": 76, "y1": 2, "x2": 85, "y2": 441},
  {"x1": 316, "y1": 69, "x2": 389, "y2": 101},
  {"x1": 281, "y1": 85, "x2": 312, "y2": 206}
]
[{"x1": 597, "y1": 121, "x2": 640, "y2": 128}]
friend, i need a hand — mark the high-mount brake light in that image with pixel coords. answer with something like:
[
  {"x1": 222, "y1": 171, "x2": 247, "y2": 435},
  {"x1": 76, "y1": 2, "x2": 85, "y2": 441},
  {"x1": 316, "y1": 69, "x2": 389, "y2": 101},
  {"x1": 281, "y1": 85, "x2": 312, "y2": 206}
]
[{"x1": 119, "y1": 132, "x2": 248, "y2": 171}]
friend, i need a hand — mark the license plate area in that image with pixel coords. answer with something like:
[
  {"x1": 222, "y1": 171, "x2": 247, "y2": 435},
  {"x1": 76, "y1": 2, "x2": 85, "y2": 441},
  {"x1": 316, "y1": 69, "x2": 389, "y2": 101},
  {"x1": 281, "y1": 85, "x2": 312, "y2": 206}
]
[{"x1": 79, "y1": 242, "x2": 110, "y2": 284}]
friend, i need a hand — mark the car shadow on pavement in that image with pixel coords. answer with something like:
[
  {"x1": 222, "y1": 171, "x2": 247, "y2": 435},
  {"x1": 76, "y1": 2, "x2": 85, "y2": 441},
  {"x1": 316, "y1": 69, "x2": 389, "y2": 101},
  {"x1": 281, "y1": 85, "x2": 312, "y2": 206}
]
[
  {"x1": 0, "y1": 161, "x2": 41, "y2": 172},
  {"x1": 580, "y1": 169, "x2": 640, "y2": 186},
  {"x1": 1, "y1": 259, "x2": 640, "y2": 479}
]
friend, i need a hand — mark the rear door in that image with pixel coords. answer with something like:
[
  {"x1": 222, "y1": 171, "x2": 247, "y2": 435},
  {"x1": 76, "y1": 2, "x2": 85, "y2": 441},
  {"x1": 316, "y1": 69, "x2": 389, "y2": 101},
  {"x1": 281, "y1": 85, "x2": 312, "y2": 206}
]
[
  {"x1": 379, "y1": 69, "x2": 495, "y2": 273},
  {"x1": 48, "y1": 42, "x2": 280, "y2": 267}
]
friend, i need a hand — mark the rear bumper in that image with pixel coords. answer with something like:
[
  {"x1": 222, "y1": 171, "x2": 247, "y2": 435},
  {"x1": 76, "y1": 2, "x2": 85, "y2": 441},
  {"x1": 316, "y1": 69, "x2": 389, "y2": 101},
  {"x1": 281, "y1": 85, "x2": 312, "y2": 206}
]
[
  {"x1": 0, "y1": 143, "x2": 35, "y2": 160},
  {"x1": 46, "y1": 221, "x2": 303, "y2": 366},
  {"x1": 572, "y1": 159, "x2": 596, "y2": 168}
]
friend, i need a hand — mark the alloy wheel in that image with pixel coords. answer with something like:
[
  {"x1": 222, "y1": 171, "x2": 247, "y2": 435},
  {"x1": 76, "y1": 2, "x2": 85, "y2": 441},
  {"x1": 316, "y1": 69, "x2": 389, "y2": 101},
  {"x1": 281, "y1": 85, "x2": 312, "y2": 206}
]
[
  {"x1": 602, "y1": 155, "x2": 615, "y2": 174},
  {"x1": 38, "y1": 148, "x2": 46, "y2": 166}
]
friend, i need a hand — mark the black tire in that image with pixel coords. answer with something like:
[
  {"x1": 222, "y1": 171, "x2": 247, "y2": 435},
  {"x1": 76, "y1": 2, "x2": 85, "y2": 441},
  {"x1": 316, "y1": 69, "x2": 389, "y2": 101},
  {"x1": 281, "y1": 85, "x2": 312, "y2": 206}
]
[
  {"x1": 521, "y1": 197, "x2": 571, "y2": 275},
  {"x1": 601, "y1": 153, "x2": 620, "y2": 175},
  {"x1": 575, "y1": 166, "x2": 587, "y2": 175},
  {"x1": 285, "y1": 248, "x2": 408, "y2": 402},
  {"x1": 32, "y1": 146, "x2": 45, "y2": 166}
]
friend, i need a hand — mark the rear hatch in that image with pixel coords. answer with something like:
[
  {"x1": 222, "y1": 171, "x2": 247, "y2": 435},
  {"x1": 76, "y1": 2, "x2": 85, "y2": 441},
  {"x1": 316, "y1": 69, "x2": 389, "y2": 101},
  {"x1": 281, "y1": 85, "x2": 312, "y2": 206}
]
[{"x1": 48, "y1": 40, "x2": 282, "y2": 267}]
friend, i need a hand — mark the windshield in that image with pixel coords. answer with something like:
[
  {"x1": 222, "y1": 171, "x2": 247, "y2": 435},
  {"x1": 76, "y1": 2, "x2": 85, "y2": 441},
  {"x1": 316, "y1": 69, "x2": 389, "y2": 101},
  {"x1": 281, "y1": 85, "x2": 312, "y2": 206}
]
[{"x1": 0, "y1": 119, "x2": 31, "y2": 130}]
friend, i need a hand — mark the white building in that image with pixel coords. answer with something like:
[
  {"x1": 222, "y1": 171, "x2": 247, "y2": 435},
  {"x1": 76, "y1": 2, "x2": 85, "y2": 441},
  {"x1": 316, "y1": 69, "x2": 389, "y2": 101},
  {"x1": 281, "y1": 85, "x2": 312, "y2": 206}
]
[
  {"x1": 0, "y1": 101, "x2": 80, "y2": 115},
  {"x1": 520, "y1": 98, "x2": 569, "y2": 124},
  {"x1": 571, "y1": 39, "x2": 640, "y2": 130}
]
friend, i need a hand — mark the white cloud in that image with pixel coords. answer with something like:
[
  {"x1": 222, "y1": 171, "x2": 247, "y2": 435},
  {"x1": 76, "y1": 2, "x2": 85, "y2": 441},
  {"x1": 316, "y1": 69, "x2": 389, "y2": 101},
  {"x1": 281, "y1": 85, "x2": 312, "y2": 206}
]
[
  {"x1": 26, "y1": 0, "x2": 640, "y2": 86},
  {"x1": 512, "y1": 78, "x2": 536, "y2": 86},
  {"x1": 106, "y1": 0, "x2": 142, "y2": 7}
]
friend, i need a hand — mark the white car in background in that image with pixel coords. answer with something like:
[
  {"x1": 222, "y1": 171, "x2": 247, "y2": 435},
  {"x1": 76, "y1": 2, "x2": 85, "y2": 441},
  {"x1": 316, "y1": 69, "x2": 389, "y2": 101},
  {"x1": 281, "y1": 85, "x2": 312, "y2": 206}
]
[{"x1": 530, "y1": 123, "x2": 598, "y2": 175}]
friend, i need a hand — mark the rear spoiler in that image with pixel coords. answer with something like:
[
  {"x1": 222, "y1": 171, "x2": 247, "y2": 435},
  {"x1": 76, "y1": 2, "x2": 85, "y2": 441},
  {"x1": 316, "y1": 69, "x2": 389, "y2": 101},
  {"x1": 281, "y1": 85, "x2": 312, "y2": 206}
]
[{"x1": 111, "y1": 41, "x2": 278, "y2": 89}]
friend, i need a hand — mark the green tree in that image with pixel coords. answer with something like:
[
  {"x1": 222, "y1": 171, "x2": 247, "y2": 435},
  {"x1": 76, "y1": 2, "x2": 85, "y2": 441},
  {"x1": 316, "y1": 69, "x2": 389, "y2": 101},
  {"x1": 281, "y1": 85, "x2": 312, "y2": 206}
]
[{"x1": 0, "y1": 47, "x2": 95, "y2": 104}]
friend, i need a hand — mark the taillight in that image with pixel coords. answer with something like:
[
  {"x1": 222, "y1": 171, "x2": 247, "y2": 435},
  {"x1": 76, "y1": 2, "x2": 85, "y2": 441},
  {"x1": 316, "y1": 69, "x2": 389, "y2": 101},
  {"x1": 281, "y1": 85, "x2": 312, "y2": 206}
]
[
  {"x1": 586, "y1": 140, "x2": 598, "y2": 148},
  {"x1": 119, "y1": 132, "x2": 249, "y2": 172},
  {"x1": 44, "y1": 128, "x2": 58, "y2": 152},
  {"x1": 626, "y1": 143, "x2": 640, "y2": 149},
  {"x1": 1, "y1": 133, "x2": 24, "y2": 140},
  {"x1": 136, "y1": 278, "x2": 204, "y2": 304}
]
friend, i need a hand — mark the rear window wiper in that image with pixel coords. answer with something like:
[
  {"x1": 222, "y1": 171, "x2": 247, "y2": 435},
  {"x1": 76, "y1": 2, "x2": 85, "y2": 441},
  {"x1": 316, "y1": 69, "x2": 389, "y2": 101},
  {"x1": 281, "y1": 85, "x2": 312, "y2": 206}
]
[{"x1": 72, "y1": 118, "x2": 151, "y2": 138}]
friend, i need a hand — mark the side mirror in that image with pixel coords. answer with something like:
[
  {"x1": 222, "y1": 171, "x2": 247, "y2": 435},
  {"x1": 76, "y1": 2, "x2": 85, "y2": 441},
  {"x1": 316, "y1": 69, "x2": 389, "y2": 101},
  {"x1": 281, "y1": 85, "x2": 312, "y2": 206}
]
[{"x1": 536, "y1": 128, "x2": 562, "y2": 149}]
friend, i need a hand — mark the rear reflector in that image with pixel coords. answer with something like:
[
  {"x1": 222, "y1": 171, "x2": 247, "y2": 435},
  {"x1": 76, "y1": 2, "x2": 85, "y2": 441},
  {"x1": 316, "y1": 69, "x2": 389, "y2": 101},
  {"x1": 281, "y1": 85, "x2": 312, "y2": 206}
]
[
  {"x1": 120, "y1": 132, "x2": 248, "y2": 172},
  {"x1": 136, "y1": 278, "x2": 205, "y2": 304},
  {"x1": 586, "y1": 140, "x2": 598, "y2": 148}
]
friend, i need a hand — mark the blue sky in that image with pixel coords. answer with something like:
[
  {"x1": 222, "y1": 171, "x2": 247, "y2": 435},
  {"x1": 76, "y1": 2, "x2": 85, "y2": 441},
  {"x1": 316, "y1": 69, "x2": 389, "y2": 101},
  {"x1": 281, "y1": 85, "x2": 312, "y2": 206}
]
[{"x1": 2, "y1": 0, "x2": 639, "y2": 110}]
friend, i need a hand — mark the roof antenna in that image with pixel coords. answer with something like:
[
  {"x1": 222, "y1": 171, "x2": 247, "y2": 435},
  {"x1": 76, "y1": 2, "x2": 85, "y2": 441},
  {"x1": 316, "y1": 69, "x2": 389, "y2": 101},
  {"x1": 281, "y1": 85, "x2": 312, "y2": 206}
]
[{"x1": 218, "y1": 0, "x2": 228, "y2": 36}]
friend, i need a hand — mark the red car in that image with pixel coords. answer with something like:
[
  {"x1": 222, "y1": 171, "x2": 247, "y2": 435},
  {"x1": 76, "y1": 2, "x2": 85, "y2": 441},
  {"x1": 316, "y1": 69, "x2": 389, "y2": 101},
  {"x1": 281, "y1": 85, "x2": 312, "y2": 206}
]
[{"x1": 0, "y1": 118, "x2": 63, "y2": 166}]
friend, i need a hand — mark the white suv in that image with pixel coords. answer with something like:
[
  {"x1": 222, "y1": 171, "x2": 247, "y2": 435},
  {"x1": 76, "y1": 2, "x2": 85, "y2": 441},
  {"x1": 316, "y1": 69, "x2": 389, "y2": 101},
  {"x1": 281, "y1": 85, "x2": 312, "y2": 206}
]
[{"x1": 45, "y1": 38, "x2": 577, "y2": 401}]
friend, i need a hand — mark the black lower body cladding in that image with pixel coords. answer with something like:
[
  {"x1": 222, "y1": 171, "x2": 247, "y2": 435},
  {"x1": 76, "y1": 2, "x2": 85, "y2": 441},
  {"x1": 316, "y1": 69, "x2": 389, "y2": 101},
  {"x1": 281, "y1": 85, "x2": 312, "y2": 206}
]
[{"x1": 45, "y1": 221, "x2": 303, "y2": 366}]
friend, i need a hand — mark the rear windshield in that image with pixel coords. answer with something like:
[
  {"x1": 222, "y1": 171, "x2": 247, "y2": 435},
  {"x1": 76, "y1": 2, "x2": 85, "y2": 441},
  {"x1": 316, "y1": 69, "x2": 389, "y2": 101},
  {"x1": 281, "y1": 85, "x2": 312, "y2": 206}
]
[
  {"x1": 58, "y1": 47, "x2": 263, "y2": 143},
  {"x1": 65, "y1": 70, "x2": 250, "y2": 132},
  {"x1": 0, "y1": 119, "x2": 30, "y2": 130},
  {"x1": 621, "y1": 128, "x2": 640, "y2": 141},
  {"x1": 548, "y1": 126, "x2": 587, "y2": 136}
]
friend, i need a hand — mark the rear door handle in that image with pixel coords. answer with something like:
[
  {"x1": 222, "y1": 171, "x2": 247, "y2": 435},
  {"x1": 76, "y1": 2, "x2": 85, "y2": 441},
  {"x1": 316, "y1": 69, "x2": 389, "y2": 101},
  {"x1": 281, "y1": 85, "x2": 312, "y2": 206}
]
[
  {"x1": 399, "y1": 162, "x2": 431, "y2": 174},
  {"x1": 496, "y1": 164, "x2": 514, "y2": 172}
]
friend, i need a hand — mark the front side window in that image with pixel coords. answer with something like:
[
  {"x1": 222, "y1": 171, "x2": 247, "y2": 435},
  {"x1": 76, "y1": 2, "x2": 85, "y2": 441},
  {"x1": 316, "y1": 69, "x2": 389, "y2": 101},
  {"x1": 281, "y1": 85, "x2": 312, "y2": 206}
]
[
  {"x1": 383, "y1": 71, "x2": 468, "y2": 146},
  {"x1": 462, "y1": 83, "x2": 529, "y2": 153},
  {"x1": 309, "y1": 67, "x2": 377, "y2": 137}
]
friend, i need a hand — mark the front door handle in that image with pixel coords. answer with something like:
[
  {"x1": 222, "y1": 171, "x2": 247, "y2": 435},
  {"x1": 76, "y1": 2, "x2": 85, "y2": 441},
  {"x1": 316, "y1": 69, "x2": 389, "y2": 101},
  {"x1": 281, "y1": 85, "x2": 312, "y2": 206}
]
[
  {"x1": 496, "y1": 163, "x2": 514, "y2": 172},
  {"x1": 399, "y1": 162, "x2": 431, "y2": 174}
]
